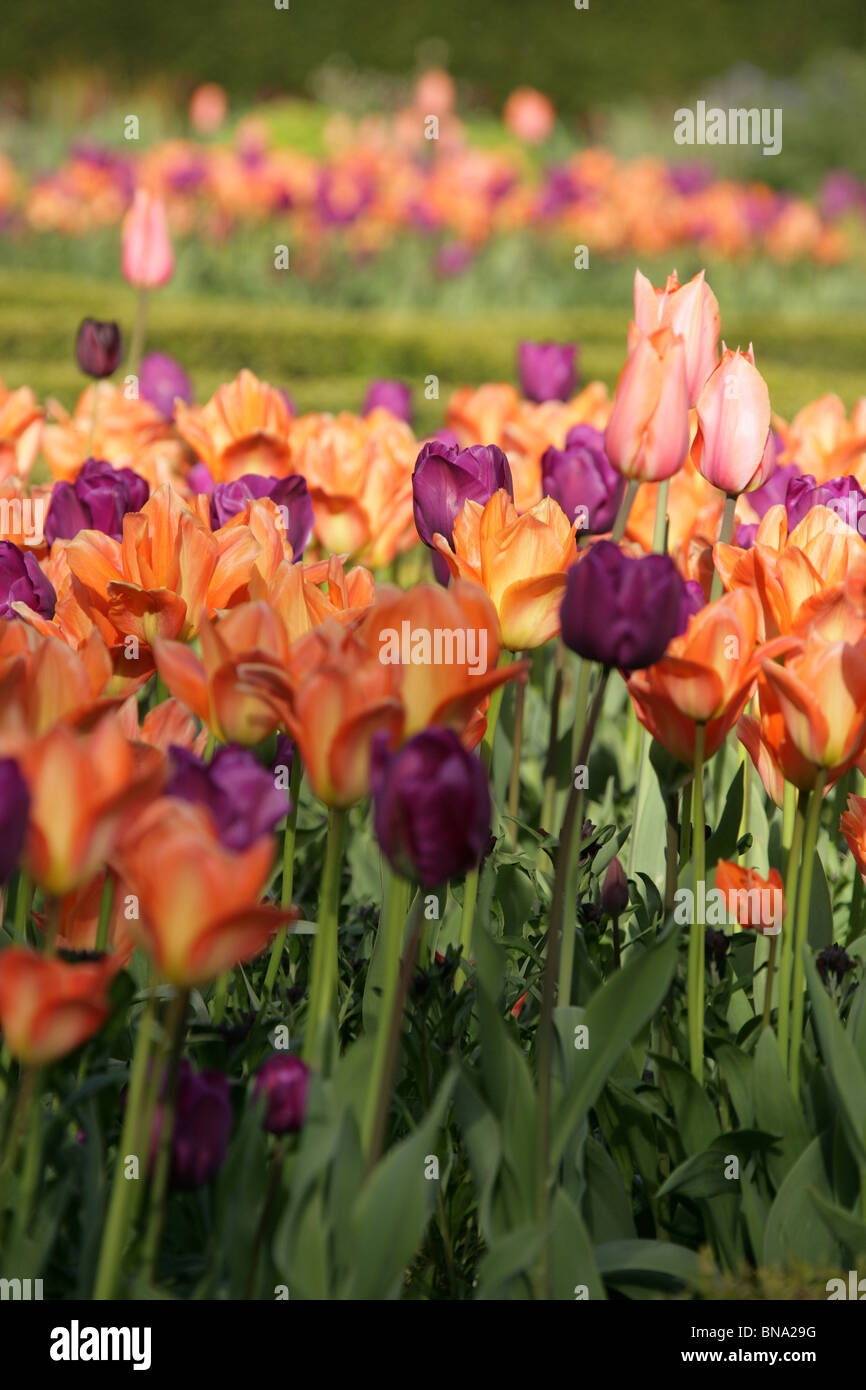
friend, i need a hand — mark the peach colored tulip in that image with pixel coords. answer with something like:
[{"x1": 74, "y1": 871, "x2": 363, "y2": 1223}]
[
  {"x1": 175, "y1": 370, "x2": 294, "y2": 482},
  {"x1": 693, "y1": 345, "x2": 775, "y2": 496},
  {"x1": 632, "y1": 268, "x2": 720, "y2": 405},
  {"x1": 121, "y1": 188, "x2": 174, "y2": 289},
  {"x1": 604, "y1": 327, "x2": 690, "y2": 483}
]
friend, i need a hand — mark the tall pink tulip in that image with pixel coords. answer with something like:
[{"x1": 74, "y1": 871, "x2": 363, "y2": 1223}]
[
  {"x1": 122, "y1": 189, "x2": 174, "y2": 289},
  {"x1": 693, "y1": 344, "x2": 776, "y2": 496},
  {"x1": 631, "y1": 268, "x2": 720, "y2": 406},
  {"x1": 604, "y1": 326, "x2": 691, "y2": 483}
]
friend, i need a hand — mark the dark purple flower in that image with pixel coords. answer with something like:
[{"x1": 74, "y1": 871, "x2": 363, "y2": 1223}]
[
  {"x1": 363, "y1": 379, "x2": 412, "y2": 423},
  {"x1": 254, "y1": 1054, "x2": 310, "y2": 1134},
  {"x1": 209, "y1": 474, "x2": 313, "y2": 559},
  {"x1": 44, "y1": 459, "x2": 149, "y2": 544},
  {"x1": 560, "y1": 541, "x2": 684, "y2": 670},
  {"x1": 75, "y1": 319, "x2": 122, "y2": 379},
  {"x1": 0, "y1": 543, "x2": 56, "y2": 619},
  {"x1": 676, "y1": 579, "x2": 705, "y2": 635},
  {"x1": 518, "y1": 340, "x2": 578, "y2": 403},
  {"x1": 138, "y1": 352, "x2": 193, "y2": 419},
  {"x1": 541, "y1": 425, "x2": 625, "y2": 535},
  {"x1": 150, "y1": 1062, "x2": 233, "y2": 1190},
  {"x1": 0, "y1": 757, "x2": 29, "y2": 882},
  {"x1": 371, "y1": 729, "x2": 491, "y2": 887},
  {"x1": 167, "y1": 744, "x2": 288, "y2": 850},
  {"x1": 784, "y1": 473, "x2": 866, "y2": 534},
  {"x1": 600, "y1": 857, "x2": 629, "y2": 917},
  {"x1": 413, "y1": 440, "x2": 513, "y2": 585}
]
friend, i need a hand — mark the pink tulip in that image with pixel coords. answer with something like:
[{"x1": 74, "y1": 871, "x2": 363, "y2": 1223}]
[
  {"x1": 122, "y1": 189, "x2": 174, "y2": 290},
  {"x1": 693, "y1": 344, "x2": 776, "y2": 496},
  {"x1": 631, "y1": 268, "x2": 720, "y2": 405},
  {"x1": 604, "y1": 326, "x2": 691, "y2": 483}
]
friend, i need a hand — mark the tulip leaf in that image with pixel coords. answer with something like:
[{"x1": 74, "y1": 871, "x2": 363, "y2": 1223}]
[
  {"x1": 752, "y1": 1028, "x2": 809, "y2": 1189},
  {"x1": 805, "y1": 951, "x2": 866, "y2": 1164},
  {"x1": 763, "y1": 1135, "x2": 839, "y2": 1267},
  {"x1": 809, "y1": 1187, "x2": 866, "y2": 1262},
  {"x1": 593, "y1": 1238, "x2": 701, "y2": 1293}
]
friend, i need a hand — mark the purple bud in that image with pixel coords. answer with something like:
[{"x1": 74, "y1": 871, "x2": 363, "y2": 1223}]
[
  {"x1": 187, "y1": 461, "x2": 216, "y2": 498},
  {"x1": 209, "y1": 474, "x2": 313, "y2": 560},
  {"x1": 600, "y1": 857, "x2": 629, "y2": 917},
  {"x1": 139, "y1": 351, "x2": 193, "y2": 419},
  {"x1": 518, "y1": 340, "x2": 578, "y2": 403},
  {"x1": 362, "y1": 379, "x2": 412, "y2": 423},
  {"x1": 0, "y1": 757, "x2": 29, "y2": 882},
  {"x1": 254, "y1": 1054, "x2": 310, "y2": 1134},
  {"x1": 152, "y1": 1062, "x2": 233, "y2": 1190},
  {"x1": 0, "y1": 543, "x2": 56, "y2": 620},
  {"x1": 676, "y1": 579, "x2": 705, "y2": 635},
  {"x1": 371, "y1": 728, "x2": 491, "y2": 887},
  {"x1": 167, "y1": 743, "x2": 288, "y2": 850},
  {"x1": 784, "y1": 473, "x2": 866, "y2": 534},
  {"x1": 413, "y1": 440, "x2": 513, "y2": 585},
  {"x1": 45, "y1": 459, "x2": 149, "y2": 544},
  {"x1": 560, "y1": 541, "x2": 684, "y2": 670},
  {"x1": 75, "y1": 319, "x2": 122, "y2": 379},
  {"x1": 541, "y1": 425, "x2": 625, "y2": 535},
  {"x1": 748, "y1": 459, "x2": 800, "y2": 520}
]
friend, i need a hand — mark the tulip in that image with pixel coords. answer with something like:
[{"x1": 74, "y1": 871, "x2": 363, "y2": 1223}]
[
  {"x1": 175, "y1": 370, "x2": 294, "y2": 483},
  {"x1": 0, "y1": 543, "x2": 56, "y2": 620},
  {"x1": 693, "y1": 345, "x2": 776, "y2": 496},
  {"x1": 560, "y1": 541, "x2": 685, "y2": 670},
  {"x1": 44, "y1": 458, "x2": 149, "y2": 544},
  {"x1": 115, "y1": 797, "x2": 295, "y2": 986},
  {"x1": 841, "y1": 794, "x2": 866, "y2": 879},
  {"x1": 0, "y1": 756, "x2": 29, "y2": 881},
  {"x1": 413, "y1": 440, "x2": 514, "y2": 585},
  {"x1": 604, "y1": 327, "x2": 691, "y2": 483},
  {"x1": 166, "y1": 743, "x2": 288, "y2": 851},
  {"x1": 253, "y1": 1054, "x2": 310, "y2": 1134},
  {"x1": 147, "y1": 1060, "x2": 233, "y2": 1190},
  {"x1": 540, "y1": 425, "x2": 625, "y2": 535},
  {"x1": 371, "y1": 729, "x2": 491, "y2": 886},
  {"x1": 121, "y1": 189, "x2": 174, "y2": 289},
  {"x1": 0, "y1": 947, "x2": 114, "y2": 1064},
  {"x1": 784, "y1": 473, "x2": 866, "y2": 533},
  {"x1": 138, "y1": 352, "x2": 193, "y2": 419},
  {"x1": 600, "y1": 857, "x2": 629, "y2": 916},
  {"x1": 632, "y1": 268, "x2": 719, "y2": 405},
  {"x1": 209, "y1": 473, "x2": 313, "y2": 560},
  {"x1": 677, "y1": 579, "x2": 706, "y2": 633},
  {"x1": 363, "y1": 379, "x2": 412, "y2": 423},
  {"x1": 714, "y1": 860, "x2": 784, "y2": 933},
  {"x1": 75, "y1": 320, "x2": 123, "y2": 380},
  {"x1": 433, "y1": 489, "x2": 577, "y2": 650},
  {"x1": 518, "y1": 340, "x2": 578, "y2": 404}
]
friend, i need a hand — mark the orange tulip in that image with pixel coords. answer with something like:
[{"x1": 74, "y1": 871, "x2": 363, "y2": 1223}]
[
  {"x1": 714, "y1": 860, "x2": 784, "y2": 934},
  {"x1": 19, "y1": 715, "x2": 164, "y2": 896},
  {"x1": 42, "y1": 384, "x2": 187, "y2": 489},
  {"x1": 632, "y1": 268, "x2": 720, "y2": 405},
  {"x1": 604, "y1": 326, "x2": 690, "y2": 483},
  {"x1": 175, "y1": 370, "x2": 293, "y2": 482},
  {"x1": 282, "y1": 620, "x2": 404, "y2": 807},
  {"x1": 115, "y1": 798, "x2": 295, "y2": 986},
  {"x1": 0, "y1": 626, "x2": 116, "y2": 752},
  {"x1": 432, "y1": 489, "x2": 577, "y2": 650},
  {"x1": 627, "y1": 588, "x2": 792, "y2": 764},
  {"x1": 0, "y1": 947, "x2": 115, "y2": 1064},
  {"x1": 49, "y1": 869, "x2": 137, "y2": 967},
  {"x1": 355, "y1": 580, "x2": 526, "y2": 738},
  {"x1": 0, "y1": 379, "x2": 43, "y2": 482},
  {"x1": 841, "y1": 794, "x2": 866, "y2": 878}
]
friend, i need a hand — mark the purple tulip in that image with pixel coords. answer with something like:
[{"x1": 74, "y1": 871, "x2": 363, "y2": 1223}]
[
  {"x1": 560, "y1": 541, "x2": 684, "y2": 670},
  {"x1": 0, "y1": 757, "x2": 29, "y2": 882},
  {"x1": 371, "y1": 729, "x2": 491, "y2": 887},
  {"x1": 784, "y1": 473, "x2": 866, "y2": 534},
  {"x1": 600, "y1": 857, "x2": 629, "y2": 917},
  {"x1": 413, "y1": 440, "x2": 513, "y2": 585},
  {"x1": 0, "y1": 543, "x2": 56, "y2": 620},
  {"x1": 676, "y1": 579, "x2": 705, "y2": 635},
  {"x1": 363, "y1": 379, "x2": 412, "y2": 423},
  {"x1": 518, "y1": 340, "x2": 578, "y2": 404},
  {"x1": 139, "y1": 352, "x2": 193, "y2": 419},
  {"x1": 254, "y1": 1054, "x2": 310, "y2": 1134},
  {"x1": 75, "y1": 319, "x2": 122, "y2": 379},
  {"x1": 166, "y1": 744, "x2": 288, "y2": 850},
  {"x1": 209, "y1": 474, "x2": 313, "y2": 559},
  {"x1": 44, "y1": 459, "x2": 149, "y2": 544},
  {"x1": 149, "y1": 1062, "x2": 233, "y2": 1190},
  {"x1": 541, "y1": 425, "x2": 625, "y2": 534},
  {"x1": 187, "y1": 461, "x2": 216, "y2": 498}
]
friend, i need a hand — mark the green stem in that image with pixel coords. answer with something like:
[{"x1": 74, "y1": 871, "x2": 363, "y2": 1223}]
[
  {"x1": 610, "y1": 478, "x2": 639, "y2": 544},
  {"x1": 456, "y1": 868, "x2": 479, "y2": 988},
  {"x1": 761, "y1": 930, "x2": 779, "y2": 1030},
  {"x1": 709, "y1": 493, "x2": 737, "y2": 602},
  {"x1": 14, "y1": 871, "x2": 31, "y2": 943},
  {"x1": 364, "y1": 893, "x2": 425, "y2": 1173},
  {"x1": 142, "y1": 987, "x2": 190, "y2": 1278},
  {"x1": 688, "y1": 724, "x2": 706, "y2": 1083},
  {"x1": 680, "y1": 779, "x2": 692, "y2": 866},
  {"x1": 95, "y1": 872, "x2": 115, "y2": 953},
  {"x1": 128, "y1": 287, "x2": 150, "y2": 379},
  {"x1": 506, "y1": 666, "x2": 527, "y2": 847},
  {"x1": 481, "y1": 653, "x2": 511, "y2": 775},
  {"x1": 86, "y1": 388, "x2": 100, "y2": 459},
  {"x1": 264, "y1": 756, "x2": 303, "y2": 998},
  {"x1": 361, "y1": 870, "x2": 411, "y2": 1156},
  {"x1": 790, "y1": 773, "x2": 826, "y2": 1094},
  {"x1": 776, "y1": 792, "x2": 806, "y2": 1071},
  {"x1": 302, "y1": 807, "x2": 347, "y2": 1068},
  {"x1": 540, "y1": 640, "x2": 565, "y2": 834},
  {"x1": 15, "y1": 1069, "x2": 44, "y2": 1236},
  {"x1": 652, "y1": 478, "x2": 670, "y2": 555}
]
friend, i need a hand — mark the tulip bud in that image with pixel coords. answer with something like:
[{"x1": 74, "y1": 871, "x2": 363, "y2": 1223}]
[
  {"x1": 166, "y1": 743, "x2": 288, "y2": 851},
  {"x1": 363, "y1": 379, "x2": 412, "y2": 423},
  {"x1": 75, "y1": 319, "x2": 122, "y2": 379},
  {"x1": 139, "y1": 352, "x2": 193, "y2": 418},
  {"x1": 254, "y1": 1054, "x2": 310, "y2": 1134},
  {"x1": 371, "y1": 729, "x2": 491, "y2": 886},
  {"x1": 632, "y1": 268, "x2": 720, "y2": 405},
  {"x1": 209, "y1": 473, "x2": 313, "y2": 559},
  {"x1": 560, "y1": 541, "x2": 684, "y2": 670},
  {"x1": 541, "y1": 425, "x2": 625, "y2": 534},
  {"x1": 0, "y1": 542, "x2": 56, "y2": 620},
  {"x1": 604, "y1": 327, "x2": 690, "y2": 483},
  {"x1": 601, "y1": 857, "x2": 629, "y2": 916},
  {"x1": 45, "y1": 458, "x2": 149, "y2": 544},
  {"x1": 122, "y1": 188, "x2": 174, "y2": 289},
  {"x1": 518, "y1": 340, "x2": 578, "y2": 403},
  {"x1": 0, "y1": 757, "x2": 29, "y2": 882},
  {"x1": 149, "y1": 1061, "x2": 233, "y2": 1189},
  {"x1": 412, "y1": 440, "x2": 513, "y2": 585},
  {"x1": 693, "y1": 345, "x2": 775, "y2": 497}
]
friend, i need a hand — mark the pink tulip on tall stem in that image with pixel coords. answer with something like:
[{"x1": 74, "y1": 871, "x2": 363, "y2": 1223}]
[{"x1": 121, "y1": 189, "x2": 175, "y2": 377}]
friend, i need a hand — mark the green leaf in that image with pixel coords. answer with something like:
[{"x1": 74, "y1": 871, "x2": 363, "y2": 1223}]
[
  {"x1": 475, "y1": 1223, "x2": 544, "y2": 1300},
  {"x1": 706, "y1": 763, "x2": 744, "y2": 867},
  {"x1": 752, "y1": 1028, "x2": 809, "y2": 1189},
  {"x1": 594, "y1": 1239, "x2": 700, "y2": 1293},
  {"x1": 763, "y1": 1136, "x2": 840, "y2": 1267},
  {"x1": 805, "y1": 952, "x2": 866, "y2": 1166},
  {"x1": 550, "y1": 1187, "x2": 606, "y2": 1301},
  {"x1": 809, "y1": 1187, "x2": 866, "y2": 1263}
]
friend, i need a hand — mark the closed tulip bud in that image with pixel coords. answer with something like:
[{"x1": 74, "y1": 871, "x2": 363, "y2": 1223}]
[
  {"x1": 560, "y1": 541, "x2": 685, "y2": 669},
  {"x1": 413, "y1": 440, "x2": 514, "y2": 585},
  {"x1": 541, "y1": 424, "x2": 625, "y2": 534},
  {"x1": 122, "y1": 188, "x2": 174, "y2": 289},
  {"x1": 75, "y1": 318, "x2": 123, "y2": 379},
  {"x1": 785, "y1": 473, "x2": 866, "y2": 532},
  {"x1": 601, "y1": 857, "x2": 629, "y2": 916},
  {"x1": 604, "y1": 327, "x2": 691, "y2": 483},
  {"x1": 166, "y1": 743, "x2": 289, "y2": 851},
  {"x1": 0, "y1": 542, "x2": 56, "y2": 620},
  {"x1": 210, "y1": 473, "x2": 313, "y2": 560},
  {"x1": 139, "y1": 352, "x2": 193, "y2": 418},
  {"x1": 518, "y1": 340, "x2": 578, "y2": 403},
  {"x1": 149, "y1": 1061, "x2": 233, "y2": 1189},
  {"x1": 363, "y1": 379, "x2": 412, "y2": 423},
  {"x1": 693, "y1": 345, "x2": 775, "y2": 497},
  {"x1": 371, "y1": 728, "x2": 491, "y2": 886},
  {"x1": 0, "y1": 757, "x2": 29, "y2": 882},
  {"x1": 632, "y1": 268, "x2": 720, "y2": 405},
  {"x1": 254, "y1": 1054, "x2": 310, "y2": 1134},
  {"x1": 45, "y1": 458, "x2": 149, "y2": 544}
]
